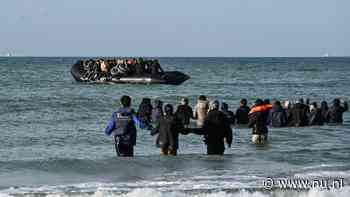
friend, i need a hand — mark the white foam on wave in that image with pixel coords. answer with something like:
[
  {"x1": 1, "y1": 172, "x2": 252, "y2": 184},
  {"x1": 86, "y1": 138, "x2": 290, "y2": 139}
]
[
  {"x1": 295, "y1": 170, "x2": 350, "y2": 179},
  {"x1": 301, "y1": 164, "x2": 344, "y2": 170},
  {"x1": 0, "y1": 193, "x2": 11, "y2": 197},
  {"x1": 141, "y1": 189, "x2": 280, "y2": 197},
  {"x1": 2, "y1": 187, "x2": 350, "y2": 197},
  {"x1": 1, "y1": 170, "x2": 349, "y2": 197},
  {"x1": 68, "y1": 187, "x2": 350, "y2": 197}
]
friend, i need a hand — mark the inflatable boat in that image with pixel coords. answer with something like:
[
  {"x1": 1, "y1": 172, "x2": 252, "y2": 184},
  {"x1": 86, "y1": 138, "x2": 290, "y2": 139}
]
[{"x1": 70, "y1": 61, "x2": 190, "y2": 85}]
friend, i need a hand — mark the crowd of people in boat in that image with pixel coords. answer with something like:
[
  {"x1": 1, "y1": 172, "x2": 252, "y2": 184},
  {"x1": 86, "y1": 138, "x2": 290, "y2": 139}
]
[
  {"x1": 105, "y1": 95, "x2": 348, "y2": 157},
  {"x1": 78, "y1": 58, "x2": 164, "y2": 81}
]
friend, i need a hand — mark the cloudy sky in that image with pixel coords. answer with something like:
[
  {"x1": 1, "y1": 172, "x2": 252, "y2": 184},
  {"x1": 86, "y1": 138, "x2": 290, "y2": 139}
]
[{"x1": 0, "y1": 0, "x2": 349, "y2": 57}]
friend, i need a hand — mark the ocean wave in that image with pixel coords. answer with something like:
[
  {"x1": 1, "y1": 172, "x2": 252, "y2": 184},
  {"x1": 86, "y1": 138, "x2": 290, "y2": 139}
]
[
  {"x1": 295, "y1": 170, "x2": 350, "y2": 179},
  {"x1": 1, "y1": 186, "x2": 350, "y2": 197},
  {"x1": 1, "y1": 166, "x2": 350, "y2": 196},
  {"x1": 95, "y1": 187, "x2": 350, "y2": 197}
]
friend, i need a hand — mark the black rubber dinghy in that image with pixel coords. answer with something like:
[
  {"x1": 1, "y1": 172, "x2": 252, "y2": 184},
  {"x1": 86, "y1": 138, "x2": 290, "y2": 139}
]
[{"x1": 71, "y1": 61, "x2": 190, "y2": 85}]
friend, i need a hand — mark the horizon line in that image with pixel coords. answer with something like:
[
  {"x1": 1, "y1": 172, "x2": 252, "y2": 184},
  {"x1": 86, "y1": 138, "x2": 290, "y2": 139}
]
[{"x1": 1, "y1": 55, "x2": 349, "y2": 58}]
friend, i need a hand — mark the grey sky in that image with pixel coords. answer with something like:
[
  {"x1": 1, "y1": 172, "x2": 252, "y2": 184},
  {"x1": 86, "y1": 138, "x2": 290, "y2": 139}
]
[{"x1": 0, "y1": 0, "x2": 349, "y2": 57}]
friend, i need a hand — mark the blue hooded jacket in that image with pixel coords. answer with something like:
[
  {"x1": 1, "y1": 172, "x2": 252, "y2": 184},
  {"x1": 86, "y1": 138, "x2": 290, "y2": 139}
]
[{"x1": 105, "y1": 107, "x2": 149, "y2": 146}]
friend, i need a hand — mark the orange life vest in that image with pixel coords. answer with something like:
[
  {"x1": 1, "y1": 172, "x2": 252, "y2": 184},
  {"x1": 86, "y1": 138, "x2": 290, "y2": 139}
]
[{"x1": 249, "y1": 104, "x2": 272, "y2": 114}]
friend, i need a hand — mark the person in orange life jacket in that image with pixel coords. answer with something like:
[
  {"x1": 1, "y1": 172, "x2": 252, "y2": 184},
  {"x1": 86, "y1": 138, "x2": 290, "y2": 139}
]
[
  {"x1": 248, "y1": 100, "x2": 272, "y2": 114},
  {"x1": 248, "y1": 99, "x2": 270, "y2": 144},
  {"x1": 105, "y1": 95, "x2": 151, "y2": 157}
]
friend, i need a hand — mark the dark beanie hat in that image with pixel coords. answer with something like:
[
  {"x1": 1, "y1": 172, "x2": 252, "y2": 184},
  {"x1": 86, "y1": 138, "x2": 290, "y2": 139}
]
[{"x1": 255, "y1": 99, "x2": 263, "y2": 105}]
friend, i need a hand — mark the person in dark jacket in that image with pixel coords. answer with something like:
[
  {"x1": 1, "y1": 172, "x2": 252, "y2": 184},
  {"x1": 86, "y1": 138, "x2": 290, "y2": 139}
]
[
  {"x1": 151, "y1": 99, "x2": 163, "y2": 125},
  {"x1": 298, "y1": 98, "x2": 310, "y2": 113},
  {"x1": 202, "y1": 100, "x2": 233, "y2": 155},
  {"x1": 137, "y1": 98, "x2": 153, "y2": 125},
  {"x1": 264, "y1": 99, "x2": 270, "y2": 105},
  {"x1": 105, "y1": 95, "x2": 149, "y2": 157},
  {"x1": 221, "y1": 102, "x2": 235, "y2": 125},
  {"x1": 248, "y1": 99, "x2": 269, "y2": 144},
  {"x1": 150, "y1": 59, "x2": 164, "y2": 76},
  {"x1": 267, "y1": 100, "x2": 287, "y2": 127},
  {"x1": 263, "y1": 99, "x2": 272, "y2": 125},
  {"x1": 175, "y1": 97, "x2": 194, "y2": 128},
  {"x1": 320, "y1": 101, "x2": 330, "y2": 123},
  {"x1": 151, "y1": 104, "x2": 187, "y2": 156},
  {"x1": 236, "y1": 99, "x2": 250, "y2": 124},
  {"x1": 127, "y1": 59, "x2": 137, "y2": 75},
  {"x1": 328, "y1": 99, "x2": 348, "y2": 124},
  {"x1": 287, "y1": 100, "x2": 309, "y2": 127},
  {"x1": 134, "y1": 58, "x2": 146, "y2": 76},
  {"x1": 308, "y1": 102, "x2": 324, "y2": 126}
]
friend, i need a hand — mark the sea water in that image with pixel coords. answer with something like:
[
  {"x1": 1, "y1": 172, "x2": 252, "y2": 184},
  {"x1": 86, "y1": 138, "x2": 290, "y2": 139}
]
[{"x1": 0, "y1": 57, "x2": 349, "y2": 197}]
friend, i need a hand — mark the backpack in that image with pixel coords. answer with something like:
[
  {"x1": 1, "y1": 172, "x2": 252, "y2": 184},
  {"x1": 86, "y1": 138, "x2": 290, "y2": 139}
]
[{"x1": 114, "y1": 110, "x2": 133, "y2": 136}]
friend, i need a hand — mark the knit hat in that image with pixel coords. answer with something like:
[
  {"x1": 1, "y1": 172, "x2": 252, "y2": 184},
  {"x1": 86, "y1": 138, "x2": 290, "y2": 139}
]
[{"x1": 255, "y1": 99, "x2": 263, "y2": 105}]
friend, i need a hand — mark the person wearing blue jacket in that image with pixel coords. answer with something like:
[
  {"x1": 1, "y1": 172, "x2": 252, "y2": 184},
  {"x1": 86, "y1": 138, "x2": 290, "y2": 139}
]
[{"x1": 105, "y1": 95, "x2": 150, "y2": 157}]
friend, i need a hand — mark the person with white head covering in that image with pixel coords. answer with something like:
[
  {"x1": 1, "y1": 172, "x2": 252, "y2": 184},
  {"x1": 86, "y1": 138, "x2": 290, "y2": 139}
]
[{"x1": 193, "y1": 95, "x2": 209, "y2": 128}]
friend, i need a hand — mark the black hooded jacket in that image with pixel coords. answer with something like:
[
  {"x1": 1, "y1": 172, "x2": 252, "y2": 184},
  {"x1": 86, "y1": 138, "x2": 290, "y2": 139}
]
[
  {"x1": 236, "y1": 106, "x2": 250, "y2": 124},
  {"x1": 202, "y1": 110, "x2": 233, "y2": 146},
  {"x1": 153, "y1": 115, "x2": 185, "y2": 149},
  {"x1": 308, "y1": 109, "x2": 324, "y2": 126},
  {"x1": 175, "y1": 105, "x2": 193, "y2": 126},
  {"x1": 222, "y1": 110, "x2": 235, "y2": 125}
]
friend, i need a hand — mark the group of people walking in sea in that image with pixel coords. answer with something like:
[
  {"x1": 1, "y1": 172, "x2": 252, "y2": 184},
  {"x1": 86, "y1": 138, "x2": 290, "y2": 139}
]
[
  {"x1": 105, "y1": 95, "x2": 348, "y2": 157},
  {"x1": 78, "y1": 58, "x2": 164, "y2": 81}
]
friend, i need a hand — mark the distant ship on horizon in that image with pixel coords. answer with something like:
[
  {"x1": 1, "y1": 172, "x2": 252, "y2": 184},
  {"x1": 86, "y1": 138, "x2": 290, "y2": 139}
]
[
  {"x1": 323, "y1": 53, "x2": 330, "y2": 57},
  {"x1": 1, "y1": 52, "x2": 14, "y2": 57}
]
